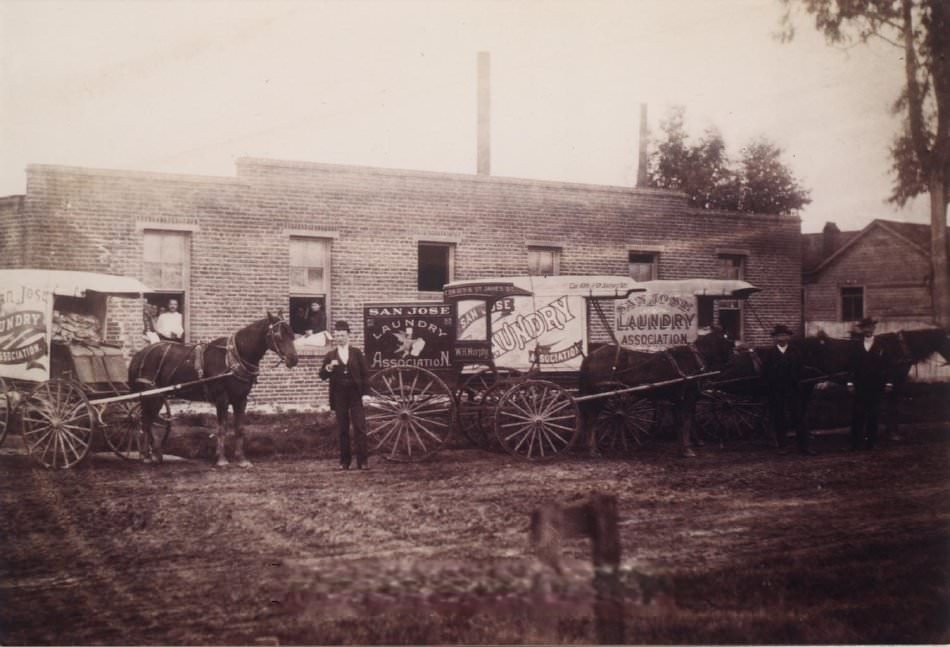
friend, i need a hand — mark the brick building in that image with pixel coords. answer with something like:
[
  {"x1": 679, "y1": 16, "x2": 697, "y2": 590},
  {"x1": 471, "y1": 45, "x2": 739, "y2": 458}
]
[{"x1": 0, "y1": 159, "x2": 802, "y2": 408}]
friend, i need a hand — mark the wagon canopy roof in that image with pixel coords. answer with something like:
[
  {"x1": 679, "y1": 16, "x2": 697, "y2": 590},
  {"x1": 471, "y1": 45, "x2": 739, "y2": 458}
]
[
  {"x1": 632, "y1": 279, "x2": 760, "y2": 299},
  {"x1": 0, "y1": 269, "x2": 154, "y2": 297},
  {"x1": 444, "y1": 275, "x2": 647, "y2": 301}
]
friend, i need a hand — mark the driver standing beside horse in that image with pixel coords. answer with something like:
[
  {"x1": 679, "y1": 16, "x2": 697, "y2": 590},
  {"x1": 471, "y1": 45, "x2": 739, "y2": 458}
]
[
  {"x1": 763, "y1": 324, "x2": 816, "y2": 456},
  {"x1": 846, "y1": 317, "x2": 894, "y2": 451}
]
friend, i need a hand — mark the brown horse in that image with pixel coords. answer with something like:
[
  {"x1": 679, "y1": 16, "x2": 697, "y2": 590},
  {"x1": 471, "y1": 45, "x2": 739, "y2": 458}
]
[
  {"x1": 578, "y1": 328, "x2": 736, "y2": 457},
  {"x1": 799, "y1": 328, "x2": 950, "y2": 384},
  {"x1": 788, "y1": 327, "x2": 949, "y2": 437},
  {"x1": 128, "y1": 312, "x2": 298, "y2": 467}
]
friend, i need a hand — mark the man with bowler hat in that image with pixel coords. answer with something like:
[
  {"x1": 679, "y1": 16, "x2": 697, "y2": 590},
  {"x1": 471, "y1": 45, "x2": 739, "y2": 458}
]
[
  {"x1": 763, "y1": 324, "x2": 815, "y2": 455},
  {"x1": 320, "y1": 320, "x2": 371, "y2": 469},
  {"x1": 847, "y1": 317, "x2": 893, "y2": 450}
]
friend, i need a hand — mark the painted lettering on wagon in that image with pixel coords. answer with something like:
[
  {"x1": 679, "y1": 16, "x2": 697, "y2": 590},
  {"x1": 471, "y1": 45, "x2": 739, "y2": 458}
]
[
  {"x1": 615, "y1": 290, "x2": 699, "y2": 351},
  {"x1": 364, "y1": 303, "x2": 456, "y2": 370},
  {"x1": 0, "y1": 311, "x2": 48, "y2": 366},
  {"x1": 456, "y1": 297, "x2": 514, "y2": 336},
  {"x1": 493, "y1": 296, "x2": 575, "y2": 356},
  {"x1": 366, "y1": 304, "x2": 453, "y2": 317}
]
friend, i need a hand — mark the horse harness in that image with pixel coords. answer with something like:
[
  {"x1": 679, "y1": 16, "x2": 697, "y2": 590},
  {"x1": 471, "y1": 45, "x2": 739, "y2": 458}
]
[
  {"x1": 135, "y1": 318, "x2": 290, "y2": 388},
  {"x1": 607, "y1": 342, "x2": 706, "y2": 382}
]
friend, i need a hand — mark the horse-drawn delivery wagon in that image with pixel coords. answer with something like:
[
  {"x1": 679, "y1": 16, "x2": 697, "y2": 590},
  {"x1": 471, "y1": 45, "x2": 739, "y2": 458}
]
[
  {"x1": 0, "y1": 269, "x2": 298, "y2": 469},
  {"x1": 0, "y1": 269, "x2": 171, "y2": 468},
  {"x1": 359, "y1": 275, "x2": 760, "y2": 462}
]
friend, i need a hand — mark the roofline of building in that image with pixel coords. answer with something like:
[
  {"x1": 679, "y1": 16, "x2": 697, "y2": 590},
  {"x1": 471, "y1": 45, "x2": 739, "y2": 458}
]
[
  {"x1": 20, "y1": 160, "x2": 801, "y2": 225},
  {"x1": 875, "y1": 220, "x2": 933, "y2": 256},
  {"x1": 235, "y1": 156, "x2": 688, "y2": 199},
  {"x1": 26, "y1": 164, "x2": 250, "y2": 187},
  {"x1": 0, "y1": 195, "x2": 24, "y2": 206},
  {"x1": 808, "y1": 218, "x2": 930, "y2": 276},
  {"x1": 686, "y1": 206, "x2": 801, "y2": 223}
]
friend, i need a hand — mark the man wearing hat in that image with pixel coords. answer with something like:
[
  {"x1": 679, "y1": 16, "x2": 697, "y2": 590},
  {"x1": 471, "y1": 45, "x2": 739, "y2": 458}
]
[
  {"x1": 320, "y1": 320, "x2": 371, "y2": 469},
  {"x1": 847, "y1": 317, "x2": 893, "y2": 450},
  {"x1": 762, "y1": 324, "x2": 814, "y2": 455}
]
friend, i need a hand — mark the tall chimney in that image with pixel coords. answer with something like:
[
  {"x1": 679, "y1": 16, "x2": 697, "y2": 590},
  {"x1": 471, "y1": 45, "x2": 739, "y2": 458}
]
[
  {"x1": 477, "y1": 51, "x2": 491, "y2": 176},
  {"x1": 636, "y1": 103, "x2": 649, "y2": 187}
]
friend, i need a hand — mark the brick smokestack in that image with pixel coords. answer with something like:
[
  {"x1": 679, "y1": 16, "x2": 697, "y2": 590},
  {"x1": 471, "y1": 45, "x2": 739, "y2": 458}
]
[
  {"x1": 477, "y1": 52, "x2": 491, "y2": 176},
  {"x1": 636, "y1": 103, "x2": 649, "y2": 187}
]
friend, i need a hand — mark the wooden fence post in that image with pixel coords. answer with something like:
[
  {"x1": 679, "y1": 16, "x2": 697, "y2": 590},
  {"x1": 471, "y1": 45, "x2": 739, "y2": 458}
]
[{"x1": 529, "y1": 493, "x2": 625, "y2": 644}]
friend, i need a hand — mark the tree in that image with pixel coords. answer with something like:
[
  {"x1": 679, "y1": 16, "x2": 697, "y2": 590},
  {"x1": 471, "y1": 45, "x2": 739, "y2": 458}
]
[
  {"x1": 779, "y1": 0, "x2": 950, "y2": 326},
  {"x1": 737, "y1": 137, "x2": 812, "y2": 214},
  {"x1": 648, "y1": 107, "x2": 810, "y2": 215}
]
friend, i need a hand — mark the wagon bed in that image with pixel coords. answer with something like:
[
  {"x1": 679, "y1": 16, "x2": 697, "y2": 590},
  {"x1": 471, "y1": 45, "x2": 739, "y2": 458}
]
[
  {"x1": 0, "y1": 270, "x2": 185, "y2": 468},
  {"x1": 359, "y1": 275, "x2": 761, "y2": 462}
]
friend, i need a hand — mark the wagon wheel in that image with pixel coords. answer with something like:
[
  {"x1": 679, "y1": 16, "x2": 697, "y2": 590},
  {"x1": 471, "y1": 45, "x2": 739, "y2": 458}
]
[
  {"x1": 101, "y1": 399, "x2": 172, "y2": 461},
  {"x1": 493, "y1": 380, "x2": 579, "y2": 460},
  {"x1": 455, "y1": 367, "x2": 520, "y2": 452},
  {"x1": 365, "y1": 366, "x2": 455, "y2": 462},
  {"x1": 475, "y1": 381, "x2": 517, "y2": 453},
  {"x1": 696, "y1": 390, "x2": 768, "y2": 446},
  {"x1": 20, "y1": 379, "x2": 94, "y2": 469},
  {"x1": 0, "y1": 377, "x2": 10, "y2": 447},
  {"x1": 592, "y1": 393, "x2": 656, "y2": 455}
]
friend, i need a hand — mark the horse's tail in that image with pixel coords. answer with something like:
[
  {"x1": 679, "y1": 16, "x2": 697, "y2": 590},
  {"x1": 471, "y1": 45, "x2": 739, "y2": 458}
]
[
  {"x1": 128, "y1": 348, "x2": 145, "y2": 393},
  {"x1": 578, "y1": 353, "x2": 591, "y2": 396},
  {"x1": 578, "y1": 345, "x2": 606, "y2": 397}
]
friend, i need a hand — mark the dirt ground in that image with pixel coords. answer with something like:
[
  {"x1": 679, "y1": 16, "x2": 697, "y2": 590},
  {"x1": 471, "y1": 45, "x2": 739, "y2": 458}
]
[{"x1": 1, "y1": 414, "x2": 949, "y2": 645}]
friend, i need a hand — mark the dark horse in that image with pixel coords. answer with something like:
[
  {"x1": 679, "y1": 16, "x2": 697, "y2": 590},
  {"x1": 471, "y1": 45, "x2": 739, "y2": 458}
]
[
  {"x1": 578, "y1": 328, "x2": 736, "y2": 457},
  {"x1": 128, "y1": 312, "x2": 299, "y2": 467},
  {"x1": 800, "y1": 327, "x2": 950, "y2": 437}
]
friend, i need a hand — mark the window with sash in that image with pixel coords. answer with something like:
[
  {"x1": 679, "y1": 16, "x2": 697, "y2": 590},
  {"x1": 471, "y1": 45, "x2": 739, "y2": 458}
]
[
  {"x1": 289, "y1": 237, "x2": 331, "y2": 336},
  {"x1": 628, "y1": 252, "x2": 657, "y2": 282},
  {"x1": 527, "y1": 246, "x2": 561, "y2": 276},
  {"x1": 841, "y1": 287, "x2": 864, "y2": 321}
]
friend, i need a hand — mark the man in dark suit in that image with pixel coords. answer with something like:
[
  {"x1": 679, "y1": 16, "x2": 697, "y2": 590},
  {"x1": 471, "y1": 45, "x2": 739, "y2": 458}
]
[
  {"x1": 320, "y1": 320, "x2": 371, "y2": 469},
  {"x1": 763, "y1": 324, "x2": 815, "y2": 455},
  {"x1": 847, "y1": 317, "x2": 894, "y2": 450}
]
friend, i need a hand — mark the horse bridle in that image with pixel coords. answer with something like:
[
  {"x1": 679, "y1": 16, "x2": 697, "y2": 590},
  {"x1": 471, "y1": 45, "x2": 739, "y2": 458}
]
[{"x1": 265, "y1": 318, "x2": 293, "y2": 366}]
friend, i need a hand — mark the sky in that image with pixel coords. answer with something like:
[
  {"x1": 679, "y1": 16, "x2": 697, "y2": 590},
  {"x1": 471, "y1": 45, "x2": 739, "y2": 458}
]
[{"x1": 0, "y1": 0, "x2": 932, "y2": 233}]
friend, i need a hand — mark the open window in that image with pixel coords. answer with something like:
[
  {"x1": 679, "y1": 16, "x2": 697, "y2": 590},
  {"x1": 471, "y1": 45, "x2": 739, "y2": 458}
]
[
  {"x1": 289, "y1": 237, "x2": 331, "y2": 340},
  {"x1": 143, "y1": 229, "x2": 190, "y2": 342},
  {"x1": 418, "y1": 242, "x2": 455, "y2": 292}
]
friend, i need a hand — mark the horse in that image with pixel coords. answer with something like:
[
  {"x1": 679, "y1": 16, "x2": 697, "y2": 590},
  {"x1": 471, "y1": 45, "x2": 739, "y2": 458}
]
[
  {"x1": 578, "y1": 327, "x2": 736, "y2": 457},
  {"x1": 797, "y1": 327, "x2": 949, "y2": 438},
  {"x1": 128, "y1": 312, "x2": 299, "y2": 467}
]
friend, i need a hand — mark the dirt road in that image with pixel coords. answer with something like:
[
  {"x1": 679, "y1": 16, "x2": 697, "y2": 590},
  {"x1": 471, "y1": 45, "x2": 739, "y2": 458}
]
[{"x1": 2, "y1": 422, "x2": 948, "y2": 644}]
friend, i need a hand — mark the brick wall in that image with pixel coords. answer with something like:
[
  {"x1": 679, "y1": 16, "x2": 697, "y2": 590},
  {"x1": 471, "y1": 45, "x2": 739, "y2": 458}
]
[
  {"x1": 0, "y1": 195, "x2": 25, "y2": 268},
  {"x1": 2, "y1": 160, "x2": 802, "y2": 408}
]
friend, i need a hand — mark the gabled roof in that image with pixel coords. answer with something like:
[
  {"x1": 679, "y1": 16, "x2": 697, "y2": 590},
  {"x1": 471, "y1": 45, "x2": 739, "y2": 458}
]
[
  {"x1": 801, "y1": 229, "x2": 859, "y2": 273},
  {"x1": 804, "y1": 219, "x2": 941, "y2": 276}
]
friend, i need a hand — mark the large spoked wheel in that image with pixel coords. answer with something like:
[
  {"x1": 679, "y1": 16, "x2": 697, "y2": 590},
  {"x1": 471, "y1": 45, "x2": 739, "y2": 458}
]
[
  {"x1": 365, "y1": 366, "x2": 456, "y2": 462},
  {"x1": 0, "y1": 377, "x2": 10, "y2": 448},
  {"x1": 455, "y1": 367, "x2": 520, "y2": 452},
  {"x1": 493, "y1": 380, "x2": 579, "y2": 460},
  {"x1": 101, "y1": 399, "x2": 172, "y2": 461},
  {"x1": 696, "y1": 390, "x2": 768, "y2": 446},
  {"x1": 592, "y1": 393, "x2": 656, "y2": 455},
  {"x1": 21, "y1": 379, "x2": 94, "y2": 469}
]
